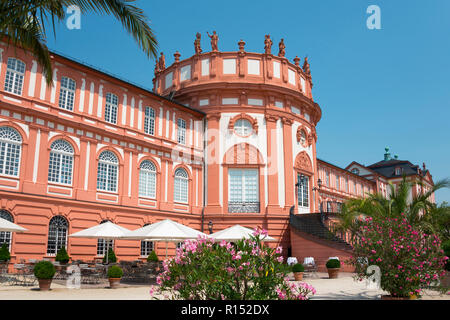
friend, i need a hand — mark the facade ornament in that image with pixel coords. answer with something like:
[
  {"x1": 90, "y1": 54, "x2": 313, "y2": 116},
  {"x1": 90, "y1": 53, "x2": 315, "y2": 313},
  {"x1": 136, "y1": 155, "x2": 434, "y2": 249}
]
[
  {"x1": 174, "y1": 51, "x2": 181, "y2": 63},
  {"x1": 302, "y1": 56, "x2": 311, "y2": 75},
  {"x1": 194, "y1": 32, "x2": 202, "y2": 54},
  {"x1": 264, "y1": 35, "x2": 273, "y2": 55},
  {"x1": 238, "y1": 39, "x2": 246, "y2": 53},
  {"x1": 207, "y1": 31, "x2": 219, "y2": 52},
  {"x1": 293, "y1": 56, "x2": 300, "y2": 67},
  {"x1": 278, "y1": 39, "x2": 286, "y2": 57},
  {"x1": 154, "y1": 61, "x2": 160, "y2": 75},
  {"x1": 294, "y1": 151, "x2": 313, "y2": 174},
  {"x1": 158, "y1": 52, "x2": 165, "y2": 70}
]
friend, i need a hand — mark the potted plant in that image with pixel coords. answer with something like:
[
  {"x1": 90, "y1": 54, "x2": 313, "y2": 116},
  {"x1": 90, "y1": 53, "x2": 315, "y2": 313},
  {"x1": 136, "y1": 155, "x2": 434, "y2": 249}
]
[
  {"x1": 103, "y1": 248, "x2": 117, "y2": 264},
  {"x1": 107, "y1": 265, "x2": 123, "y2": 289},
  {"x1": 292, "y1": 263, "x2": 304, "y2": 281},
  {"x1": 326, "y1": 259, "x2": 341, "y2": 279},
  {"x1": 55, "y1": 247, "x2": 70, "y2": 265},
  {"x1": 147, "y1": 250, "x2": 159, "y2": 267},
  {"x1": 33, "y1": 260, "x2": 56, "y2": 291}
]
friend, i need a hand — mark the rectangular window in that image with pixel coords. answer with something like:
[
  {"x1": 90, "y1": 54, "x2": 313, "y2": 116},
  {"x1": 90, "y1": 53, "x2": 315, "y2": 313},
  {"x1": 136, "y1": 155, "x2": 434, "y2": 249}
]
[
  {"x1": 222, "y1": 98, "x2": 238, "y2": 105},
  {"x1": 144, "y1": 107, "x2": 155, "y2": 135},
  {"x1": 141, "y1": 241, "x2": 154, "y2": 257},
  {"x1": 165, "y1": 72, "x2": 173, "y2": 89},
  {"x1": 273, "y1": 61, "x2": 281, "y2": 78},
  {"x1": 97, "y1": 239, "x2": 114, "y2": 256},
  {"x1": 288, "y1": 69, "x2": 296, "y2": 85},
  {"x1": 326, "y1": 171, "x2": 330, "y2": 187},
  {"x1": 336, "y1": 175, "x2": 340, "y2": 190},
  {"x1": 228, "y1": 169, "x2": 259, "y2": 213},
  {"x1": 58, "y1": 77, "x2": 76, "y2": 111},
  {"x1": 180, "y1": 65, "x2": 191, "y2": 82},
  {"x1": 223, "y1": 59, "x2": 236, "y2": 74},
  {"x1": 201, "y1": 59, "x2": 210, "y2": 76},
  {"x1": 105, "y1": 93, "x2": 118, "y2": 124},
  {"x1": 247, "y1": 59, "x2": 260, "y2": 75},
  {"x1": 297, "y1": 174, "x2": 309, "y2": 207},
  {"x1": 4, "y1": 58, "x2": 25, "y2": 95},
  {"x1": 248, "y1": 98, "x2": 263, "y2": 106},
  {"x1": 177, "y1": 118, "x2": 186, "y2": 145}
]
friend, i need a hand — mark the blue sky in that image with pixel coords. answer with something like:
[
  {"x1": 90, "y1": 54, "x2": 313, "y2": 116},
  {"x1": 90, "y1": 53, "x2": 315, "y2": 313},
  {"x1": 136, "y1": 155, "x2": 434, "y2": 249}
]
[{"x1": 44, "y1": 0, "x2": 450, "y2": 204}]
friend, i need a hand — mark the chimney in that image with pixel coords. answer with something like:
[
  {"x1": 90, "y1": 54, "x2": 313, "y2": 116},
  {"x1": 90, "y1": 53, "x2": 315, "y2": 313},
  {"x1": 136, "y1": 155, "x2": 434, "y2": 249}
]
[{"x1": 384, "y1": 147, "x2": 391, "y2": 161}]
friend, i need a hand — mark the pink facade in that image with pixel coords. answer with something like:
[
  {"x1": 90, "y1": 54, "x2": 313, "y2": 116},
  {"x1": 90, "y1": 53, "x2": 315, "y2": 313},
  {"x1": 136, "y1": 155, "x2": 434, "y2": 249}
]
[{"x1": 0, "y1": 37, "x2": 435, "y2": 264}]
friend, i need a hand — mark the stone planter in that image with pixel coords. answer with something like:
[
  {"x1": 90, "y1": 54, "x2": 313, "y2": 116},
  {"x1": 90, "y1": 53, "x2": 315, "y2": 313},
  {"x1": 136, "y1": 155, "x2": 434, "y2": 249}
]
[
  {"x1": 327, "y1": 268, "x2": 340, "y2": 279},
  {"x1": 38, "y1": 278, "x2": 53, "y2": 291},
  {"x1": 293, "y1": 272, "x2": 304, "y2": 281},
  {"x1": 109, "y1": 278, "x2": 121, "y2": 289}
]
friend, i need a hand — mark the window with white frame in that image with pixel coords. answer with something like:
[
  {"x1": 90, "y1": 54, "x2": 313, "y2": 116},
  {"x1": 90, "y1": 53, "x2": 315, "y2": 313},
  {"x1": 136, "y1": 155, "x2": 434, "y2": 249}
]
[
  {"x1": 144, "y1": 107, "x2": 155, "y2": 135},
  {"x1": 97, "y1": 238, "x2": 114, "y2": 256},
  {"x1": 139, "y1": 160, "x2": 156, "y2": 198},
  {"x1": 4, "y1": 58, "x2": 25, "y2": 95},
  {"x1": 97, "y1": 151, "x2": 118, "y2": 192},
  {"x1": 345, "y1": 178, "x2": 349, "y2": 193},
  {"x1": 297, "y1": 174, "x2": 309, "y2": 207},
  {"x1": 105, "y1": 93, "x2": 118, "y2": 124},
  {"x1": 48, "y1": 140, "x2": 74, "y2": 185},
  {"x1": 58, "y1": 77, "x2": 76, "y2": 111},
  {"x1": 0, "y1": 210, "x2": 13, "y2": 250},
  {"x1": 234, "y1": 119, "x2": 253, "y2": 136},
  {"x1": 47, "y1": 216, "x2": 68, "y2": 255},
  {"x1": 228, "y1": 169, "x2": 259, "y2": 204},
  {"x1": 335, "y1": 175, "x2": 340, "y2": 190},
  {"x1": 177, "y1": 118, "x2": 186, "y2": 145},
  {"x1": 176, "y1": 242, "x2": 183, "y2": 249},
  {"x1": 141, "y1": 239, "x2": 154, "y2": 256},
  {"x1": 325, "y1": 171, "x2": 330, "y2": 187},
  {"x1": 174, "y1": 168, "x2": 188, "y2": 203},
  {"x1": 0, "y1": 126, "x2": 22, "y2": 177}
]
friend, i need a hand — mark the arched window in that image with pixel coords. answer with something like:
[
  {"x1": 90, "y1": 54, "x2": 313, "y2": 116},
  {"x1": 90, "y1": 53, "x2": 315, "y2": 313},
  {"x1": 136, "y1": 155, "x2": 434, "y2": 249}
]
[
  {"x1": 4, "y1": 58, "x2": 25, "y2": 95},
  {"x1": 144, "y1": 107, "x2": 155, "y2": 135},
  {"x1": 48, "y1": 139, "x2": 74, "y2": 185},
  {"x1": 105, "y1": 93, "x2": 118, "y2": 124},
  {"x1": 140, "y1": 223, "x2": 154, "y2": 257},
  {"x1": 174, "y1": 168, "x2": 188, "y2": 203},
  {"x1": 234, "y1": 119, "x2": 252, "y2": 136},
  {"x1": 0, "y1": 210, "x2": 13, "y2": 250},
  {"x1": 97, "y1": 220, "x2": 114, "y2": 257},
  {"x1": 0, "y1": 127, "x2": 22, "y2": 177},
  {"x1": 177, "y1": 118, "x2": 186, "y2": 145},
  {"x1": 47, "y1": 216, "x2": 68, "y2": 255},
  {"x1": 58, "y1": 77, "x2": 76, "y2": 111},
  {"x1": 139, "y1": 160, "x2": 156, "y2": 198},
  {"x1": 97, "y1": 151, "x2": 118, "y2": 192}
]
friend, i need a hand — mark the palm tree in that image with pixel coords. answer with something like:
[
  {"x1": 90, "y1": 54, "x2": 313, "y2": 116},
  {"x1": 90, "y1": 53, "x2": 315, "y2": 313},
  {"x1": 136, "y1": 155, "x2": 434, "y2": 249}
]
[
  {"x1": 338, "y1": 176, "x2": 450, "y2": 241},
  {"x1": 0, "y1": 0, "x2": 157, "y2": 84}
]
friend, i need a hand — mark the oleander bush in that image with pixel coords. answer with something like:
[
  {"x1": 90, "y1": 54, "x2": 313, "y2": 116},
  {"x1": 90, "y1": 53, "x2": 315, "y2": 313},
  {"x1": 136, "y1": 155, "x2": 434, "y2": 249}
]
[
  {"x1": 151, "y1": 229, "x2": 316, "y2": 300},
  {"x1": 107, "y1": 265, "x2": 123, "y2": 278},
  {"x1": 326, "y1": 259, "x2": 341, "y2": 269},
  {"x1": 443, "y1": 240, "x2": 450, "y2": 271},
  {"x1": 347, "y1": 214, "x2": 448, "y2": 297},
  {"x1": 0, "y1": 243, "x2": 10, "y2": 262},
  {"x1": 147, "y1": 250, "x2": 159, "y2": 262},
  {"x1": 292, "y1": 263, "x2": 304, "y2": 273},
  {"x1": 55, "y1": 247, "x2": 70, "y2": 264},
  {"x1": 33, "y1": 261, "x2": 56, "y2": 279}
]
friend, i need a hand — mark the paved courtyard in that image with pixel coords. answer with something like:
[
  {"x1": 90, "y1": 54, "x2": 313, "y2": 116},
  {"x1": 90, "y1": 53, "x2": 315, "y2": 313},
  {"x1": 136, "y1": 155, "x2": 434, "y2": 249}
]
[{"x1": 0, "y1": 273, "x2": 448, "y2": 300}]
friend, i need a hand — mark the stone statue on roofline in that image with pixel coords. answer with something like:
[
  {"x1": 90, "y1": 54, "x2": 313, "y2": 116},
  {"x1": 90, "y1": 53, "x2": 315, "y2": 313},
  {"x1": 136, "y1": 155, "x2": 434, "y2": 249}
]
[
  {"x1": 264, "y1": 34, "x2": 273, "y2": 55},
  {"x1": 278, "y1": 39, "x2": 286, "y2": 57},
  {"x1": 302, "y1": 56, "x2": 310, "y2": 75},
  {"x1": 194, "y1": 32, "x2": 202, "y2": 54},
  {"x1": 207, "y1": 31, "x2": 219, "y2": 52},
  {"x1": 154, "y1": 61, "x2": 160, "y2": 75},
  {"x1": 158, "y1": 52, "x2": 165, "y2": 70}
]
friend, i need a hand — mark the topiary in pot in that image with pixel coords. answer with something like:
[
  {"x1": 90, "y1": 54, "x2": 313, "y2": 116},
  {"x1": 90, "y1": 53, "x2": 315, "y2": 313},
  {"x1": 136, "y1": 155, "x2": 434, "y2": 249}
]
[
  {"x1": 107, "y1": 265, "x2": 123, "y2": 289},
  {"x1": 103, "y1": 248, "x2": 117, "y2": 264},
  {"x1": 292, "y1": 263, "x2": 304, "y2": 281},
  {"x1": 0, "y1": 243, "x2": 11, "y2": 262},
  {"x1": 55, "y1": 247, "x2": 70, "y2": 264},
  {"x1": 326, "y1": 259, "x2": 341, "y2": 279},
  {"x1": 33, "y1": 260, "x2": 56, "y2": 291},
  {"x1": 147, "y1": 250, "x2": 159, "y2": 263}
]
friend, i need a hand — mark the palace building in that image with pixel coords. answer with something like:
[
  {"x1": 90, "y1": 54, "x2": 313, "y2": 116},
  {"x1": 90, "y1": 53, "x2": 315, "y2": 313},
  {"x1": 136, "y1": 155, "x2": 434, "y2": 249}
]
[{"x1": 0, "y1": 35, "x2": 435, "y2": 269}]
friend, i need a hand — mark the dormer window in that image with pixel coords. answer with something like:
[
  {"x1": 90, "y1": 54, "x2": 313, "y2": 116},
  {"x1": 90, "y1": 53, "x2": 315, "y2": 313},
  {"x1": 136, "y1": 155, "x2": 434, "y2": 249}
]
[
  {"x1": 395, "y1": 167, "x2": 402, "y2": 175},
  {"x1": 351, "y1": 168, "x2": 360, "y2": 175}
]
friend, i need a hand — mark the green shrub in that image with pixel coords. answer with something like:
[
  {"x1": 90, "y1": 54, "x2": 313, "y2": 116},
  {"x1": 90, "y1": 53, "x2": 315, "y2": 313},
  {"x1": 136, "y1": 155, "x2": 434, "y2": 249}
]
[
  {"x1": 0, "y1": 243, "x2": 10, "y2": 262},
  {"x1": 55, "y1": 247, "x2": 70, "y2": 264},
  {"x1": 33, "y1": 261, "x2": 56, "y2": 279},
  {"x1": 326, "y1": 259, "x2": 341, "y2": 269},
  {"x1": 103, "y1": 248, "x2": 117, "y2": 263},
  {"x1": 292, "y1": 263, "x2": 304, "y2": 273},
  {"x1": 107, "y1": 265, "x2": 123, "y2": 278},
  {"x1": 147, "y1": 250, "x2": 159, "y2": 262}
]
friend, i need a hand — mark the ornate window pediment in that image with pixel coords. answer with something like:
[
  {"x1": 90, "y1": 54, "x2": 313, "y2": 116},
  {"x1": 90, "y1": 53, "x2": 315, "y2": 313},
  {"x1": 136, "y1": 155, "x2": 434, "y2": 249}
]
[
  {"x1": 228, "y1": 113, "x2": 258, "y2": 136},
  {"x1": 296, "y1": 125, "x2": 313, "y2": 147}
]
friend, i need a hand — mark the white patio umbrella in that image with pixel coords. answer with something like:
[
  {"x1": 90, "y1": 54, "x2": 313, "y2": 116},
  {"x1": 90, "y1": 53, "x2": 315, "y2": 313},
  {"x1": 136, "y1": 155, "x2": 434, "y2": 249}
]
[
  {"x1": 0, "y1": 216, "x2": 27, "y2": 232},
  {"x1": 210, "y1": 225, "x2": 276, "y2": 242},
  {"x1": 69, "y1": 221, "x2": 131, "y2": 263},
  {"x1": 122, "y1": 219, "x2": 208, "y2": 258}
]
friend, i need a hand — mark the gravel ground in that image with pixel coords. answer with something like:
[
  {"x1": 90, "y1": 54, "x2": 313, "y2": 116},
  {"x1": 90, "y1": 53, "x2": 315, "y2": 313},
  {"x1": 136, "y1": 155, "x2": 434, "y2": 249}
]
[{"x1": 0, "y1": 272, "x2": 448, "y2": 300}]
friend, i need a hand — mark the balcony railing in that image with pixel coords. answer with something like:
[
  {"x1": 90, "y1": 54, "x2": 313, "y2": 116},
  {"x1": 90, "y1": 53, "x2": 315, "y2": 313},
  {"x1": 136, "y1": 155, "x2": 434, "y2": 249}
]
[{"x1": 228, "y1": 202, "x2": 260, "y2": 213}]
